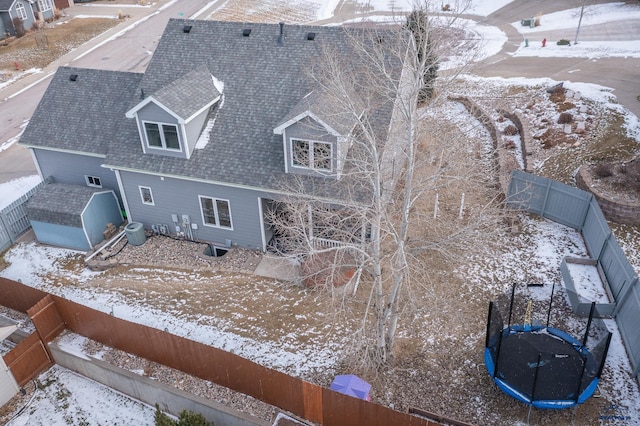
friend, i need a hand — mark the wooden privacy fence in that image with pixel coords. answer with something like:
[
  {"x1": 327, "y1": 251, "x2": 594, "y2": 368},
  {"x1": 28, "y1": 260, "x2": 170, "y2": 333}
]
[{"x1": 0, "y1": 277, "x2": 443, "y2": 426}]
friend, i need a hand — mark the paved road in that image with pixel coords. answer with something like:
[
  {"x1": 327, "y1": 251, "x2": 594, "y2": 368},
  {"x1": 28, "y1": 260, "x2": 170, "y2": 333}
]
[{"x1": 475, "y1": 1, "x2": 640, "y2": 120}]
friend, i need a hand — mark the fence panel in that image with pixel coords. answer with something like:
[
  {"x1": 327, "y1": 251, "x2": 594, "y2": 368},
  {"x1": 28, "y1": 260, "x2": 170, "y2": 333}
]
[
  {"x1": 581, "y1": 199, "x2": 611, "y2": 259},
  {"x1": 3, "y1": 332, "x2": 53, "y2": 386},
  {"x1": 615, "y1": 284, "x2": 640, "y2": 376},
  {"x1": 0, "y1": 182, "x2": 43, "y2": 252},
  {"x1": 507, "y1": 171, "x2": 591, "y2": 229},
  {"x1": 0, "y1": 220, "x2": 10, "y2": 253},
  {"x1": 0, "y1": 277, "x2": 48, "y2": 313},
  {"x1": 599, "y1": 237, "x2": 638, "y2": 302}
]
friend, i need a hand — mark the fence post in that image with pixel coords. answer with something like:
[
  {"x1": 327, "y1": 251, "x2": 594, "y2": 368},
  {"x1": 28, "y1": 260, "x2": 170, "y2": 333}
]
[{"x1": 612, "y1": 277, "x2": 638, "y2": 317}]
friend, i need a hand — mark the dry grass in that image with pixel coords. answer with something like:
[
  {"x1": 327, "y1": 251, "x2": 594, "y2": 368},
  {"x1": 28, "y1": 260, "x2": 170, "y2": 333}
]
[{"x1": 0, "y1": 17, "x2": 120, "y2": 72}]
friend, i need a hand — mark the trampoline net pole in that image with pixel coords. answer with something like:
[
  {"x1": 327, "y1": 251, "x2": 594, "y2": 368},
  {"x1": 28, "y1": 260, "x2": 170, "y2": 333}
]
[
  {"x1": 583, "y1": 302, "x2": 596, "y2": 346},
  {"x1": 546, "y1": 281, "x2": 556, "y2": 328},
  {"x1": 530, "y1": 352, "x2": 542, "y2": 404},
  {"x1": 507, "y1": 283, "x2": 516, "y2": 328},
  {"x1": 485, "y1": 301, "x2": 494, "y2": 349},
  {"x1": 596, "y1": 332, "x2": 613, "y2": 379},
  {"x1": 575, "y1": 354, "x2": 587, "y2": 403}
]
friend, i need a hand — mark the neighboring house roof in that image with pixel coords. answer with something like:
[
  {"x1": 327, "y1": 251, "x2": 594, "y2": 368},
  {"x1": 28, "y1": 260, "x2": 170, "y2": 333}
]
[
  {"x1": 0, "y1": 0, "x2": 16, "y2": 12},
  {"x1": 126, "y1": 65, "x2": 221, "y2": 123},
  {"x1": 26, "y1": 183, "x2": 108, "y2": 227},
  {"x1": 20, "y1": 67, "x2": 143, "y2": 155}
]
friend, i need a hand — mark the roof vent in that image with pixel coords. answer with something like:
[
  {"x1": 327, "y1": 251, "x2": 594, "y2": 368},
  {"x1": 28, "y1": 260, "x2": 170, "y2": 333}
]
[
  {"x1": 242, "y1": 28, "x2": 251, "y2": 37},
  {"x1": 140, "y1": 88, "x2": 145, "y2": 99},
  {"x1": 307, "y1": 32, "x2": 316, "y2": 41},
  {"x1": 69, "y1": 74, "x2": 78, "y2": 82},
  {"x1": 278, "y1": 22, "x2": 285, "y2": 46},
  {"x1": 183, "y1": 25, "x2": 192, "y2": 33}
]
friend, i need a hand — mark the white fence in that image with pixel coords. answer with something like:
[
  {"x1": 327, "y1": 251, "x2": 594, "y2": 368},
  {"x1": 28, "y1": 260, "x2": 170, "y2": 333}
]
[{"x1": 0, "y1": 183, "x2": 43, "y2": 252}]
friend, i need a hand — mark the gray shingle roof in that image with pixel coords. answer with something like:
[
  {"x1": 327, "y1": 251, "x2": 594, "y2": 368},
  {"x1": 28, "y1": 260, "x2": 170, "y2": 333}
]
[
  {"x1": 0, "y1": 0, "x2": 16, "y2": 12},
  {"x1": 19, "y1": 67, "x2": 143, "y2": 155},
  {"x1": 141, "y1": 65, "x2": 220, "y2": 122},
  {"x1": 104, "y1": 20, "x2": 400, "y2": 193},
  {"x1": 23, "y1": 20, "x2": 404, "y2": 199},
  {"x1": 26, "y1": 183, "x2": 106, "y2": 227},
  {"x1": 275, "y1": 89, "x2": 362, "y2": 137}
]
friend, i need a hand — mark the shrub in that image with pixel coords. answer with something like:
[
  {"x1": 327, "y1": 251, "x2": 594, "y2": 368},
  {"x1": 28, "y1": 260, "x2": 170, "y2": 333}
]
[
  {"x1": 593, "y1": 163, "x2": 613, "y2": 178},
  {"x1": 557, "y1": 39, "x2": 571, "y2": 46},
  {"x1": 557, "y1": 112, "x2": 573, "y2": 124},
  {"x1": 503, "y1": 124, "x2": 518, "y2": 136},
  {"x1": 154, "y1": 404, "x2": 213, "y2": 426},
  {"x1": 12, "y1": 17, "x2": 25, "y2": 38}
]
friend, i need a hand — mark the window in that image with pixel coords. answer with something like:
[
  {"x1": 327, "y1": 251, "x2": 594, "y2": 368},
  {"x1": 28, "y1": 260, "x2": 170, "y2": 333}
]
[
  {"x1": 199, "y1": 196, "x2": 232, "y2": 229},
  {"x1": 144, "y1": 122, "x2": 181, "y2": 151},
  {"x1": 38, "y1": 0, "x2": 52, "y2": 11},
  {"x1": 16, "y1": 3, "x2": 27, "y2": 20},
  {"x1": 139, "y1": 186, "x2": 154, "y2": 205},
  {"x1": 291, "y1": 139, "x2": 332, "y2": 171},
  {"x1": 85, "y1": 175, "x2": 102, "y2": 188}
]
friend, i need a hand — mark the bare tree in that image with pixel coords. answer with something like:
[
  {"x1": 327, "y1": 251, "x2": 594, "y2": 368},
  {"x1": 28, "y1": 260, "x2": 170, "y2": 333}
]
[{"x1": 268, "y1": 0, "x2": 503, "y2": 369}]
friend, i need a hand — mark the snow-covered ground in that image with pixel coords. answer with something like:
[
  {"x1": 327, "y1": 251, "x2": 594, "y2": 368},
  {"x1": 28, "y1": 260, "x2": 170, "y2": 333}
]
[{"x1": 1, "y1": 0, "x2": 639, "y2": 425}]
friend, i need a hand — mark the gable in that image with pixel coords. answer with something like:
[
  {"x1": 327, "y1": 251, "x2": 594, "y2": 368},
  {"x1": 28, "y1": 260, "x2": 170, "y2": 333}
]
[{"x1": 126, "y1": 65, "x2": 221, "y2": 123}]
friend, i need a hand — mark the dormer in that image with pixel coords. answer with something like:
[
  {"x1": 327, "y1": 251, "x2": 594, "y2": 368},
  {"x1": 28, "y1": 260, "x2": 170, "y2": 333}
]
[
  {"x1": 274, "y1": 90, "x2": 359, "y2": 179},
  {"x1": 126, "y1": 66, "x2": 222, "y2": 159}
]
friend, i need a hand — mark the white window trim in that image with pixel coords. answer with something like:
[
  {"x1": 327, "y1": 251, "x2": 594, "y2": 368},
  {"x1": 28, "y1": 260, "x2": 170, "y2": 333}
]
[
  {"x1": 198, "y1": 195, "x2": 233, "y2": 230},
  {"x1": 142, "y1": 120, "x2": 182, "y2": 152},
  {"x1": 139, "y1": 186, "x2": 154, "y2": 206},
  {"x1": 15, "y1": 3, "x2": 27, "y2": 20},
  {"x1": 290, "y1": 138, "x2": 333, "y2": 172},
  {"x1": 38, "y1": 0, "x2": 52, "y2": 12},
  {"x1": 85, "y1": 175, "x2": 102, "y2": 188}
]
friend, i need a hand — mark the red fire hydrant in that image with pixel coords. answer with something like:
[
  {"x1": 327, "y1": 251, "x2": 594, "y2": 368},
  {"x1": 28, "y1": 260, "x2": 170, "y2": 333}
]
[
  {"x1": 13, "y1": 61, "x2": 19, "y2": 70},
  {"x1": 542, "y1": 38, "x2": 547, "y2": 48}
]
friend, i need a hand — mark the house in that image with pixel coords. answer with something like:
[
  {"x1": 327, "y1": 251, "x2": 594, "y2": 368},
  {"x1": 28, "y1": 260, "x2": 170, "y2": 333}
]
[
  {"x1": 0, "y1": 0, "x2": 55, "y2": 37},
  {"x1": 19, "y1": 19, "x2": 412, "y2": 253}
]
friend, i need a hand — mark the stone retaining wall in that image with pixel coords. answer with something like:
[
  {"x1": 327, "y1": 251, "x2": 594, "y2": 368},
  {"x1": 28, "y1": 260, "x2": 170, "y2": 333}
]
[
  {"x1": 576, "y1": 166, "x2": 640, "y2": 225},
  {"x1": 498, "y1": 109, "x2": 530, "y2": 172},
  {"x1": 450, "y1": 97, "x2": 521, "y2": 196}
]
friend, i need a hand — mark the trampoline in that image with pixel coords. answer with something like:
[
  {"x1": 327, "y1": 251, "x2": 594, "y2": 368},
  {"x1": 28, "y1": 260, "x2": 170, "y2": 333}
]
[{"x1": 484, "y1": 284, "x2": 611, "y2": 409}]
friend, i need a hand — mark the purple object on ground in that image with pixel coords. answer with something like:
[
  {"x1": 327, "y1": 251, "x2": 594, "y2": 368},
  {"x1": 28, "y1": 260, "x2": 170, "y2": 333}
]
[{"x1": 330, "y1": 374, "x2": 371, "y2": 400}]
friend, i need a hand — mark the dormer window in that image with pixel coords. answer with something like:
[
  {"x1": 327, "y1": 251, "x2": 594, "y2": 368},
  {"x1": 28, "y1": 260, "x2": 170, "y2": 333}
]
[
  {"x1": 292, "y1": 138, "x2": 332, "y2": 171},
  {"x1": 144, "y1": 121, "x2": 181, "y2": 151}
]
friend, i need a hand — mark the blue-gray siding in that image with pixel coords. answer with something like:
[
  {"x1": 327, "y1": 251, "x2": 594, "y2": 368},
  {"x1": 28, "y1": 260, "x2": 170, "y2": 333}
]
[
  {"x1": 120, "y1": 171, "x2": 270, "y2": 250},
  {"x1": 183, "y1": 107, "x2": 209, "y2": 156},
  {"x1": 83, "y1": 192, "x2": 124, "y2": 246},
  {"x1": 31, "y1": 221, "x2": 89, "y2": 251},
  {"x1": 32, "y1": 149, "x2": 121, "y2": 201}
]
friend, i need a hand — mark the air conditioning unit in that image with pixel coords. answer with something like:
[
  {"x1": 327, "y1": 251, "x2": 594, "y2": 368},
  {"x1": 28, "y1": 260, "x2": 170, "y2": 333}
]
[{"x1": 159, "y1": 224, "x2": 169, "y2": 235}]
